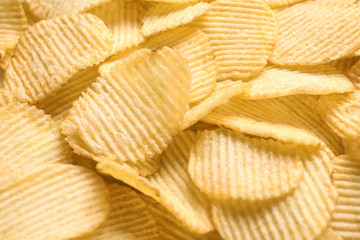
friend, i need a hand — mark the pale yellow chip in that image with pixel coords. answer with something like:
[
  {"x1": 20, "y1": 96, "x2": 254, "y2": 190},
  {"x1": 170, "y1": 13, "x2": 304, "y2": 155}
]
[
  {"x1": 331, "y1": 57, "x2": 360, "y2": 77},
  {"x1": 0, "y1": 88, "x2": 14, "y2": 106},
  {"x1": 143, "y1": 26, "x2": 217, "y2": 104},
  {"x1": 4, "y1": 13, "x2": 113, "y2": 104},
  {"x1": 189, "y1": 128, "x2": 303, "y2": 201},
  {"x1": 202, "y1": 94, "x2": 343, "y2": 157},
  {"x1": 263, "y1": 0, "x2": 305, "y2": 8},
  {"x1": 97, "y1": 130, "x2": 214, "y2": 234},
  {"x1": 212, "y1": 148, "x2": 337, "y2": 240},
  {"x1": 61, "y1": 47, "x2": 191, "y2": 177},
  {"x1": 330, "y1": 155, "x2": 360, "y2": 240},
  {"x1": 0, "y1": 164, "x2": 110, "y2": 240},
  {"x1": 242, "y1": 65, "x2": 354, "y2": 100},
  {"x1": 141, "y1": 2, "x2": 211, "y2": 37},
  {"x1": 270, "y1": 1, "x2": 360, "y2": 66},
  {"x1": 317, "y1": 228, "x2": 343, "y2": 240},
  {"x1": 348, "y1": 58, "x2": 360, "y2": 89},
  {"x1": 0, "y1": 48, "x2": 14, "y2": 70},
  {"x1": 24, "y1": 0, "x2": 111, "y2": 20},
  {"x1": 192, "y1": 0, "x2": 277, "y2": 81}
]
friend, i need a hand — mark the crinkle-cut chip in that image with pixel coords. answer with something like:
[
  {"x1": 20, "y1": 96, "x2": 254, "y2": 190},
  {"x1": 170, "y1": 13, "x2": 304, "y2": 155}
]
[
  {"x1": 192, "y1": 122, "x2": 219, "y2": 132},
  {"x1": 342, "y1": 140, "x2": 360, "y2": 157},
  {"x1": 263, "y1": 0, "x2": 305, "y2": 8},
  {"x1": 348, "y1": 59, "x2": 360, "y2": 89},
  {"x1": 0, "y1": 88, "x2": 14, "y2": 106},
  {"x1": 141, "y1": 2, "x2": 211, "y2": 37},
  {"x1": 97, "y1": 130, "x2": 214, "y2": 234},
  {"x1": 144, "y1": 0, "x2": 200, "y2": 2},
  {"x1": 89, "y1": 0, "x2": 144, "y2": 55},
  {"x1": 189, "y1": 128, "x2": 303, "y2": 201},
  {"x1": 0, "y1": 164, "x2": 110, "y2": 240},
  {"x1": 37, "y1": 65, "x2": 98, "y2": 122},
  {"x1": 212, "y1": 148, "x2": 337, "y2": 240},
  {"x1": 24, "y1": 0, "x2": 111, "y2": 20},
  {"x1": 0, "y1": 103, "x2": 73, "y2": 169},
  {"x1": 0, "y1": 48, "x2": 14, "y2": 70},
  {"x1": 98, "y1": 46, "x2": 138, "y2": 73},
  {"x1": 4, "y1": 13, "x2": 113, "y2": 104},
  {"x1": 202, "y1": 94, "x2": 343, "y2": 157},
  {"x1": 243, "y1": 65, "x2": 354, "y2": 100},
  {"x1": 331, "y1": 57, "x2": 360, "y2": 77},
  {"x1": 61, "y1": 47, "x2": 191, "y2": 177},
  {"x1": 181, "y1": 80, "x2": 248, "y2": 129},
  {"x1": 330, "y1": 155, "x2": 360, "y2": 240},
  {"x1": 73, "y1": 154, "x2": 97, "y2": 171},
  {"x1": 192, "y1": 0, "x2": 277, "y2": 81},
  {"x1": 317, "y1": 228, "x2": 343, "y2": 240},
  {"x1": 270, "y1": 1, "x2": 360, "y2": 66},
  {"x1": 76, "y1": 183, "x2": 159, "y2": 240},
  {"x1": 143, "y1": 26, "x2": 217, "y2": 104}
]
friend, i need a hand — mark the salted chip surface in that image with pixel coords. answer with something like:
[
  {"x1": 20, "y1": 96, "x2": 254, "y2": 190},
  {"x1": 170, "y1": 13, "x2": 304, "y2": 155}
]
[
  {"x1": 270, "y1": 1, "x2": 360, "y2": 66},
  {"x1": 317, "y1": 228, "x2": 343, "y2": 240},
  {"x1": 212, "y1": 148, "x2": 337, "y2": 240},
  {"x1": 263, "y1": 0, "x2": 305, "y2": 8},
  {"x1": 189, "y1": 128, "x2": 303, "y2": 201},
  {"x1": 192, "y1": 0, "x2": 277, "y2": 81},
  {"x1": 0, "y1": 164, "x2": 110, "y2": 240},
  {"x1": 24, "y1": 0, "x2": 111, "y2": 20},
  {"x1": 4, "y1": 13, "x2": 113, "y2": 104},
  {"x1": 243, "y1": 65, "x2": 354, "y2": 99},
  {"x1": 141, "y1": 2, "x2": 210, "y2": 37}
]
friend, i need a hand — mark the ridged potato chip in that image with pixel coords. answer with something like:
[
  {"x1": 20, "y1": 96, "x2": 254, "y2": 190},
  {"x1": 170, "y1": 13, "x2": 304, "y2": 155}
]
[
  {"x1": 212, "y1": 148, "x2": 337, "y2": 240},
  {"x1": 144, "y1": 0, "x2": 199, "y2": 2},
  {"x1": 270, "y1": 1, "x2": 360, "y2": 66},
  {"x1": 0, "y1": 48, "x2": 14, "y2": 70},
  {"x1": 4, "y1": 13, "x2": 113, "y2": 104},
  {"x1": 263, "y1": 0, "x2": 305, "y2": 8},
  {"x1": 348, "y1": 58, "x2": 360, "y2": 89},
  {"x1": 192, "y1": 0, "x2": 277, "y2": 81},
  {"x1": 331, "y1": 57, "x2": 360, "y2": 77},
  {"x1": 141, "y1": 2, "x2": 210, "y2": 37},
  {"x1": 0, "y1": 164, "x2": 110, "y2": 240},
  {"x1": 189, "y1": 128, "x2": 303, "y2": 201},
  {"x1": 0, "y1": 88, "x2": 14, "y2": 106},
  {"x1": 317, "y1": 228, "x2": 343, "y2": 240}
]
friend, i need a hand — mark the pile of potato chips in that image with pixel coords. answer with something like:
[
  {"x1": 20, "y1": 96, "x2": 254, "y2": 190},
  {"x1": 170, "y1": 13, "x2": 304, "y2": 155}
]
[{"x1": 1, "y1": 0, "x2": 360, "y2": 239}]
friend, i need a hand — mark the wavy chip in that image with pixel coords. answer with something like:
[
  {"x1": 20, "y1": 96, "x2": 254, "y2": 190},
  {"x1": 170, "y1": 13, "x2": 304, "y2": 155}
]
[
  {"x1": 4, "y1": 13, "x2": 113, "y2": 104},
  {"x1": 270, "y1": 1, "x2": 360, "y2": 66},
  {"x1": 192, "y1": 0, "x2": 277, "y2": 81},
  {"x1": 0, "y1": 88, "x2": 14, "y2": 106},
  {"x1": 0, "y1": 164, "x2": 109, "y2": 240},
  {"x1": 263, "y1": 0, "x2": 305, "y2": 8},
  {"x1": 189, "y1": 128, "x2": 303, "y2": 201},
  {"x1": 141, "y1": 2, "x2": 211, "y2": 37},
  {"x1": 212, "y1": 148, "x2": 337, "y2": 240},
  {"x1": 317, "y1": 228, "x2": 343, "y2": 240},
  {"x1": 0, "y1": 48, "x2": 14, "y2": 70}
]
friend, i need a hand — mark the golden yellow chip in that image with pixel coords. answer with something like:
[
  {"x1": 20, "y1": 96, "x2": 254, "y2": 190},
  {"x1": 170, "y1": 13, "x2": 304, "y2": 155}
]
[
  {"x1": 242, "y1": 65, "x2": 354, "y2": 100},
  {"x1": 144, "y1": 0, "x2": 200, "y2": 2},
  {"x1": 4, "y1": 13, "x2": 113, "y2": 104},
  {"x1": 270, "y1": 1, "x2": 360, "y2": 66},
  {"x1": 144, "y1": 26, "x2": 217, "y2": 104},
  {"x1": 192, "y1": 0, "x2": 277, "y2": 81},
  {"x1": 212, "y1": 148, "x2": 337, "y2": 240},
  {"x1": 0, "y1": 164, "x2": 110, "y2": 240},
  {"x1": 331, "y1": 57, "x2": 360, "y2": 77},
  {"x1": 348, "y1": 58, "x2": 360, "y2": 89},
  {"x1": 0, "y1": 48, "x2": 14, "y2": 70},
  {"x1": 24, "y1": 0, "x2": 111, "y2": 19},
  {"x1": 189, "y1": 128, "x2": 303, "y2": 201},
  {"x1": 141, "y1": 2, "x2": 211, "y2": 37},
  {"x1": 263, "y1": 0, "x2": 305, "y2": 8},
  {"x1": 0, "y1": 88, "x2": 14, "y2": 106},
  {"x1": 317, "y1": 228, "x2": 343, "y2": 240},
  {"x1": 97, "y1": 130, "x2": 214, "y2": 234}
]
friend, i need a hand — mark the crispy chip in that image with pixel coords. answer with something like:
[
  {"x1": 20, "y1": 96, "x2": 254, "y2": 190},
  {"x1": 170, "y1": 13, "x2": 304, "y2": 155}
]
[
  {"x1": 331, "y1": 57, "x2": 360, "y2": 77},
  {"x1": 317, "y1": 228, "x2": 343, "y2": 240},
  {"x1": 192, "y1": 0, "x2": 277, "y2": 81},
  {"x1": 144, "y1": 0, "x2": 199, "y2": 2},
  {"x1": 263, "y1": 0, "x2": 305, "y2": 8},
  {"x1": 4, "y1": 13, "x2": 113, "y2": 104},
  {"x1": 0, "y1": 164, "x2": 110, "y2": 240},
  {"x1": 212, "y1": 148, "x2": 337, "y2": 240},
  {"x1": 0, "y1": 48, "x2": 14, "y2": 70},
  {"x1": 141, "y1": 2, "x2": 211, "y2": 37},
  {"x1": 189, "y1": 128, "x2": 303, "y2": 201},
  {"x1": 348, "y1": 58, "x2": 360, "y2": 89},
  {"x1": 0, "y1": 88, "x2": 14, "y2": 106},
  {"x1": 270, "y1": 1, "x2": 360, "y2": 66},
  {"x1": 97, "y1": 130, "x2": 214, "y2": 234}
]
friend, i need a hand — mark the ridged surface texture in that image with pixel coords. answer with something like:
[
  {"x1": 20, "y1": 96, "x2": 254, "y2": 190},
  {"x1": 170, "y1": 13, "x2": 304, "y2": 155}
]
[
  {"x1": 192, "y1": 0, "x2": 278, "y2": 81},
  {"x1": 317, "y1": 228, "x2": 343, "y2": 240},
  {"x1": 331, "y1": 57, "x2": 360, "y2": 77},
  {"x1": 141, "y1": 2, "x2": 210, "y2": 37},
  {"x1": 211, "y1": 148, "x2": 338, "y2": 240},
  {"x1": 0, "y1": 164, "x2": 110, "y2": 240},
  {"x1": 0, "y1": 88, "x2": 14, "y2": 106},
  {"x1": 4, "y1": 13, "x2": 113, "y2": 104},
  {"x1": 0, "y1": 48, "x2": 13, "y2": 70},
  {"x1": 263, "y1": 0, "x2": 305, "y2": 8}
]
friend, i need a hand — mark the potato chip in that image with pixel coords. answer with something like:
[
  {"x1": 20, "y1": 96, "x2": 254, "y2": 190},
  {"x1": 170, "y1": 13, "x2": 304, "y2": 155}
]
[
  {"x1": 144, "y1": 0, "x2": 199, "y2": 2},
  {"x1": 0, "y1": 164, "x2": 110, "y2": 240},
  {"x1": 143, "y1": 26, "x2": 217, "y2": 104},
  {"x1": 317, "y1": 228, "x2": 343, "y2": 240},
  {"x1": 4, "y1": 13, "x2": 113, "y2": 104},
  {"x1": 348, "y1": 58, "x2": 360, "y2": 89},
  {"x1": 97, "y1": 130, "x2": 214, "y2": 234},
  {"x1": 212, "y1": 148, "x2": 337, "y2": 240},
  {"x1": 263, "y1": 0, "x2": 305, "y2": 8},
  {"x1": 331, "y1": 57, "x2": 360, "y2": 77},
  {"x1": 141, "y1": 2, "x2": 211, "y2": 37},
  {"x1": 270, "y1": 1, "x2": 360, "y2": 66},
  {"x1": 77, "y1": 183, "x2": 159, "y2": 240},
  {"x1": 0, "y1": 48, "x2": 14, "y2": 70},
  {"x1": 202, "y1": 94, "x2": 343, "y2": 157},
  {"x1": 242, "y1": 65, "x2": 354, "y2": 99},
  {"x1": 62, "y1": 47, "x2": 191, "y2": 176},
  {"x1": 0, "y1": 88, "x2": 14, "y2": 106},
  {"x1": 189, "y1": 128, "x2": 303, "y2": 201},
  {"x1": 192, "y1": 0, "x2": 277, "y2": 81},
  {"x1": 24, "y1": 0, "x2": 111, "y2": 20}
]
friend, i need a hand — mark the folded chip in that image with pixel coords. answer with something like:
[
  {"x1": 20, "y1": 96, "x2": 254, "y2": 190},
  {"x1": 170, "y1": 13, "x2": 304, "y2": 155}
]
[
  {"x1": 141, "y1": 2, "x2": 211, "y2": 37},
  {"x1": 263, "y1": 0, "x2": 305, "y2": 8},
  {"x1": 317, "y1": 228, "x2": 343, "y2": 240},
  {"x1": 4, "y1": 13, "x2": 113, "y2": 104},
  {"x1": 192, "y1": 0, "x2": 277, "y2": 81},
  {"x1": 211, "y1": 148, "x2": 337, "y2": 240},
  {"x1": 0, "y1": 164, "x2": 110, "y2": 240},
  {"x1": 331, "y1": 57, "x2": 360, "y2": 77}
]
